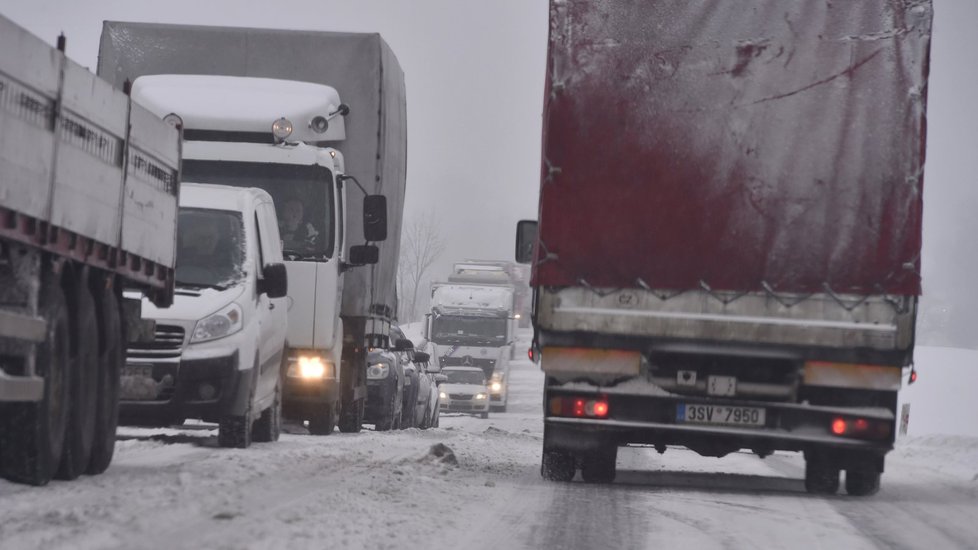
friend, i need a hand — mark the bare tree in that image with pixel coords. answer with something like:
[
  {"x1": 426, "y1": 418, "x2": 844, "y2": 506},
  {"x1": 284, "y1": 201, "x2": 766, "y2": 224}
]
[{"x1": 397, "y1": 213, "x2": 446, "y2": 322}]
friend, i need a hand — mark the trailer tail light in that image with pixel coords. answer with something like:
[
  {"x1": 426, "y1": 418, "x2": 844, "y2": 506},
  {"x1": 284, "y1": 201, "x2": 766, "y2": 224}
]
[
  {"x1": 548, "y1": 396, "x2": 610, "y2": 419},
  {"x1": 829, "y1": 416, "x2": 891, "y2": 440},
  {"x1": 831, "y1": 418, "x2": 848, "y2": 435}
]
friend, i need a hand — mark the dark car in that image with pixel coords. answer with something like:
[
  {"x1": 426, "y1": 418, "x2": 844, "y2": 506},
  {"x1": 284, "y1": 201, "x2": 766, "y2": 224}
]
[
  {"x1": 391, "y1": 326, "x2": 441, "y2": 429},
  {"x1": 364, "y1": 349, "x2": 404, "y2": 430}
]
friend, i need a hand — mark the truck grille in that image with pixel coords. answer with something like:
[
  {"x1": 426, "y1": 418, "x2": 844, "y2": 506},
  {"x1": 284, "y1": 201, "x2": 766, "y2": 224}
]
[
  {"x1": 440, "y1": 356, "x2": 495, "y2": 370},
  {"x1": 128, "y1": 325, "x2": 185, "y2": 358}
]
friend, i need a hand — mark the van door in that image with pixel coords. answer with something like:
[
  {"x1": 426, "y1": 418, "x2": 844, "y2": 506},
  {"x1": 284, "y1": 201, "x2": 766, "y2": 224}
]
[{"x1": 254, "y1": 201, "x2": 289, "y2": 402}]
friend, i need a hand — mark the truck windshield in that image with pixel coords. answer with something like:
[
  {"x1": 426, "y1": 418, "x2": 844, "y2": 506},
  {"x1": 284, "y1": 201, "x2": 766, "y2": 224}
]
[
  {"x1": 182, "y1": 160, "x2": 335, "y2": 260},
  {"x1": 175, "y1": 208, "x2": 245, "y2": 289},
  {"x1": 432, "y1": 315, "x2": 508, "y2": 345}
]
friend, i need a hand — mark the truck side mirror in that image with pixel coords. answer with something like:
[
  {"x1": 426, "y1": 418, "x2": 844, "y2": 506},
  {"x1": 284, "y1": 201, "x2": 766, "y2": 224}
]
[
  {"x1": 422, "y1": 313, "x2": 431, "y2": 340},
  {"x1": 363, "y1": 195, "x2": 388, "y2": 242},
  {"x1": 349, "y1": 244, "x2": 379, "y2": 266},
  {"x1": 258, "y1": 263, "x2": 288, "y2": 298},
  {"x1": 413, "y1": 351, "x2": 430, "y2": 364},
  {"x1": 515, "y1": 220, "x2": 538, "y2": 264}
]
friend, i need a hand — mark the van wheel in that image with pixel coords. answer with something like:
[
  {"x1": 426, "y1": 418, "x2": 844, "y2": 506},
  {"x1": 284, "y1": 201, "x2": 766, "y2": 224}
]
[
  {"x1": 252, "y1": 380, "x2": 282, "y2": 443},
  {"x1": 57, "y1": 274, "x2": 99, "y2": 480},
  {"x1": 87, "y1": 283, "x2": 122, "y2": 475},
  {"x1": 375, "y1": 393, "x2": 397, "y2": 431},
  {"x1": 218, "y1": 414, "x2": 253, "y2": 448},
  {"x1": 0, "y1": 271, "x2": 70, "y2": 486},
  {"x1": 308, "y1": 402, "x2": 337, "y2": 435}
]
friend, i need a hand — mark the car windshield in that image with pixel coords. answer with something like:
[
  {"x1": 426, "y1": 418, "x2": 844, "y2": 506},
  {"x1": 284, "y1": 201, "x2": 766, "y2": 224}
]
[
  {"x1": 182, "y1": 160, "x2": 335, "y2": 260},
  {"x1": 174, "y1": 208, "x2": 245, "y2": 289},
  {"x1": 444, "y1": 370, "x2": 486, "y2": 385},
  {"x1": 432, "y1": 315, "x2": 507, "y2": 345}
]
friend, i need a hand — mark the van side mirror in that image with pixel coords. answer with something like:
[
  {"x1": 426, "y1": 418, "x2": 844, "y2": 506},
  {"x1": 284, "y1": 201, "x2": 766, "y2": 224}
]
[
  {"x1": 349, "y1": 244, "x2": 379, "y2": 266},
  {"x1": 363, "y1": 195, "x2": 388, "y2": 242},
  {"x1": 515, "y1": 220, "x2": 538, "y2": 264},
  {"x1": 394, "y1": 338, "x2": 414, "y2": 351},
  {"x1": 258, "y1": 263, "x2": 288, "y2": 298}
]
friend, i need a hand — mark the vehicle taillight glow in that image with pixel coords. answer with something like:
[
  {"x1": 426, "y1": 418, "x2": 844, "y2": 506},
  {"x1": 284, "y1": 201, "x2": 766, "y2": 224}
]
[
  {"x1": 593, "y1": 401, "x2": 609, "y2": 418},
  {"x1": 549, "y1": 396, "x2": 610, "y2": 419},
  {"x1": 831, "y1": 418, "x2": 847, "y2": 435},
  {"x1": 573, "y1": 399, "x2": 586, "y2": 417},
  {"x1": 854, "y1": 418, "x2": 869, "y2": 431}
]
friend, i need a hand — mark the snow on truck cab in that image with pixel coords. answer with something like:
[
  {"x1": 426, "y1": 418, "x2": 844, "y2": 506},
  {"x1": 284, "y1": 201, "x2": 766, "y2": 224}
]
[{"x1": 122, "y1": 184, "x2": 288, "y2": 447}]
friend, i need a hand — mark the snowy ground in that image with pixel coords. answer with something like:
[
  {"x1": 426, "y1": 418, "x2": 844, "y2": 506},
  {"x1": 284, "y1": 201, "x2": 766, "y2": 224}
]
[{"x1": 1, "y1": 332, "x2": 977, "y2": 549}]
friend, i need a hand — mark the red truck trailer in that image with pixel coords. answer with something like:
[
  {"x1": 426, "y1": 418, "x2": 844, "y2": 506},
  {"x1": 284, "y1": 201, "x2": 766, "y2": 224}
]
[{"x1": 517, "y1": 0, "x2": 932, "y2": 495}]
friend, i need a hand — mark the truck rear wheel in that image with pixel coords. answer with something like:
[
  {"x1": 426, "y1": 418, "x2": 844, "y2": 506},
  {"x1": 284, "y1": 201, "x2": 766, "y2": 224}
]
[
  {"x1": 804, "y1": 458, "x2": 840, "y2": 495},
  {"x1": 56, "y1": 275, "x2": 99, "y2": 480},
  {"x1": 87, "y1": 284, "x2": 122, "y2": 475},
  {"x1": 581, "y1": 448, "x2": 617, "y2": 484},
  {"x1": 0, "y1": 271, "x2": 70, "y2": 486},
  {"x1": 541, "y1": 449, "x2": 576, "y2": 482},
  {"x1": 845, "y1": 469, "x2": 881, "y2": 496}
]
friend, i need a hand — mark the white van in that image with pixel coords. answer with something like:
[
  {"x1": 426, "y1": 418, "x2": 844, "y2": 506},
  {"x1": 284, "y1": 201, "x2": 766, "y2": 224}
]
[{"x1": 121, "y1": 183, "x2": 289, "y2": 448}]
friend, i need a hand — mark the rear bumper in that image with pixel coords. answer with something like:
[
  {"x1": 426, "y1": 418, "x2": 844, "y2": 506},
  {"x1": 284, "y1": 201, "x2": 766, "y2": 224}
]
[{"x1": 544, "y1": 389, "x2": 894, "y2": 459}]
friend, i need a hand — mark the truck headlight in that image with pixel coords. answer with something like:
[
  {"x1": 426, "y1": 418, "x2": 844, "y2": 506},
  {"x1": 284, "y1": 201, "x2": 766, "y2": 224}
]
[
  {"x1": 475, "y1": 393, "x2": 487, "y2": 400},
  {"x1": 367, "y1": 362, "x2": 390, "y2": 380},
  {"x1": 287, "y1": 355, "x2": 334, "y2": 379},
  {"x1": 191, "y1": 304, "x2": 243, "y2": 343},
  {"x1": 272, "y1": 117, "x2": 294, "y2": 140}
]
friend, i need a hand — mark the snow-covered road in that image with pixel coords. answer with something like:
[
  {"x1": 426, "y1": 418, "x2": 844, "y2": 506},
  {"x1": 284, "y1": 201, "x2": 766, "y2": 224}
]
[{"x1": 2, "y1": 334, "x2": 977, "y2": 549}]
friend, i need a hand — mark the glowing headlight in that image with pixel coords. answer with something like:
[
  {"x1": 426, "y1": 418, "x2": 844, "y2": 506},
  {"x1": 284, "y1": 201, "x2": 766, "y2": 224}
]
[
  {"x1": 439, "y1": 391, "x2": 448, "y2": 400},
  {"x1": 272, "y1": 117, "x2": 294, "y2": 140},
  {"x1": 286, "y1": 355, "x2": 332, "y2": 379},
  {"x1": 367, "y1": 362, "x2": 390, "y2": 380},
  {"x1": 191, "y1": 303, "x2": 243, "y2": 343},
  {"x1": 475, "y1": 393, "x2": 488, "y2": 400},
  {"x1": 490, "y1": 382, "x2": 502, "y2": 392}
]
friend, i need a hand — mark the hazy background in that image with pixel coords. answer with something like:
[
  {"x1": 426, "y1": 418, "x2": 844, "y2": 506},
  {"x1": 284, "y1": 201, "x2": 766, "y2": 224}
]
[{"x1": 1, "y1": 0, "x2": 975, "y2": 347}]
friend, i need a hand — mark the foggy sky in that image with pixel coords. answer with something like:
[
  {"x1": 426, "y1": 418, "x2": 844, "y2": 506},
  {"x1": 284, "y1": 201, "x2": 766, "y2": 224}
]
[{"x1": 2, "y1": 0, "x2": 975, "y2": 347}]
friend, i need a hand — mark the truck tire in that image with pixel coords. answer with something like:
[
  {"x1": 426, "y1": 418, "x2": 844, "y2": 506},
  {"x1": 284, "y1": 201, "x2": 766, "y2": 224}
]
[
  {"x1": 0, "y1": 272, "x2": 70, "y2": 486},
  {"x1": 581, "y1": 448, "x2": 617, "y2": 484},
  {"x1": 541, "y1": 449, "x2": 575, "y2": 482},
  {"x1": 804, "y1": 458, "x2": 840, "y2": 495},
  {"x1": 56, "y1": 275, "x2": 99, "y2": 480},
  {"x1": 87, "y1": 284, "x2": 122, "y2": 475},
  {"x1": 308, "y1": 402, "x2": 338, "y2": 435},
  {"x1": 845, "y1": 469, "x2": 881, "y2": 496},
  {"x1": 375, "y1": 392, "x2": 397, "y2": 431},
  {"x1": 338, "y1": 398, "x2": 364, "y2": 433},
  {"x1": 252, "y1": 380, "x2": 282, "y2": 443}
]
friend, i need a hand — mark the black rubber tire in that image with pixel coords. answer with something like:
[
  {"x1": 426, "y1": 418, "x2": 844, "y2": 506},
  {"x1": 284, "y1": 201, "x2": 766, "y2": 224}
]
[
  {"x1": 0, "y1": 271, "x2": 70, "y2": 486},
  {"x1": 338, "y1": 398, "x2": 364, "y2": 433},
  {"x1": 87, "y1": 284, "x2": 122, "y2": 475},
  {"x1": 845, "y1": 470, "x2": 881, "y2": 496},
  {"x1": 805, "y1": 459, "x2": 841, "y2": 495},
  {"x1": 432, "y1": 405, "x2": 440, "y2": 428},
  {"x1": 581, "y1": 448, "x2": 617, "y2": 484},
  {"x1": 418, "y1": 403, "x2": 431, "y2": 430},
  {"x1": 56, "y1": 275, "x2": 99, "y2": 480},
  {"x1": 541, "y1": 449, "x2": 576, "y2": 482},
  {"x1": 375, "y1": 392, "x2": 397, "y2": 432},
  {"x1": 308, "y1": 402, "x2": 337, "y2": 435},
  {"x1": 252, "y1": 380, "x2": 282, "y2": 443},
  {"x1": 480, "y1": 411, "x2": 489, "y2": 419},
  {"x1": 218, "y1": 413, "x2": 252, "y2": 448}
]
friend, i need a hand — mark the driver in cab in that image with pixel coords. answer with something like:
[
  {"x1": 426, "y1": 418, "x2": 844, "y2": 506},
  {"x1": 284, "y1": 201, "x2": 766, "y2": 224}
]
[{"x1": 279, "y1": 198, "x2": 319, "y2": 251}]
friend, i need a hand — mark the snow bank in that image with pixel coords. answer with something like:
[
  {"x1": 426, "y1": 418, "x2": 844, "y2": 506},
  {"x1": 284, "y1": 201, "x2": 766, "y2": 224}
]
[{"x1": 898, "y1": 345, "x2": 978, "y2": 437}]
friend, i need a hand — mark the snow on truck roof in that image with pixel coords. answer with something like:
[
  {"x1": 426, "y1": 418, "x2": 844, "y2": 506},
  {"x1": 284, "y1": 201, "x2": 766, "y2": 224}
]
[
  {"x1": 131, "y1": 74, "x2": 346, "y2": 142},
  {"x1": 431, "y1": 284, "x2": 514, "y2": 311}
]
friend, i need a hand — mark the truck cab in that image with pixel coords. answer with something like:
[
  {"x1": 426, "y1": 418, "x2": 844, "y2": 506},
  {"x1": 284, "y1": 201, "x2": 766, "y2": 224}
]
[
  {"x1": 130, "y1": 74, "x2": 382, "y2": 435},
  {"x1": 123, "y1": 184, "x2": 289, "y2": 447}
]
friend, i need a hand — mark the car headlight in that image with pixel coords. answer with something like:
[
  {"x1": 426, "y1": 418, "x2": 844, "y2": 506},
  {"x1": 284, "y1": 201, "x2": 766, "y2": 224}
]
[
  {"x1": 191, "y1": 303, "x2": 243, "y2": 343},
  {"x1": 475, "y1": 393, "x2": 487, "y2": 400},
  {"x1": 367, "y1": 362, "x2": 390, "y2": 380},
  {"x1": 439, "y1": 391, "x2": 448, "y2": 400},
  {"x1": 490, "y1": 382, "x2": 502, "y2": 392},
  {"x1": 286, "y1": 355, "x2": 334, "y2": 379}
]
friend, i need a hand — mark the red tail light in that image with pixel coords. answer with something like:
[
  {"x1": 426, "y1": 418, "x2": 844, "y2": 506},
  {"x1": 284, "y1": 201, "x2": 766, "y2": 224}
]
[
  {"x1": 592, "y1": 401, "x2": 609, "y2": 418},
  {"x1": 548, "y1": 396, "x2": 610, "y2": 419},
  {"x1": 831, "y1": 418, "x2": 847, "y2": 435}
]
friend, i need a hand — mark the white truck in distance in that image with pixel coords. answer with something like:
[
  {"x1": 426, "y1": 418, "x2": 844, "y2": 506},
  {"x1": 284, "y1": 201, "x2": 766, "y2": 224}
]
[
  {"x1": 424, "y1": 281, "x2": 516, "y2": 412},
  {"x1": 0, "y1": 15, "x2": 180, "y2": 486}
]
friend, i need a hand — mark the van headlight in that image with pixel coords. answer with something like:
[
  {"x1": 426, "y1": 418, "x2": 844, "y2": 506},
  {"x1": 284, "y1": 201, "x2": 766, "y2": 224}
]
[
  {"x1": 367, "y1": 362, "x2": 390, "y2": 380},
  {"x1": 191, "y1": 303, "x2": 243, "y2": 343}
]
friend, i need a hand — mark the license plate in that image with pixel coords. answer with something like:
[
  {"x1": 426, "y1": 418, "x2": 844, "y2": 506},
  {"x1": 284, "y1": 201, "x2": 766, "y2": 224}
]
[
  {"x1": 123, "y1": 365, "x2": 153, "y2": 379},
  {"x1": 677, "y1": 404, "x2": 765, "y2": 426}
]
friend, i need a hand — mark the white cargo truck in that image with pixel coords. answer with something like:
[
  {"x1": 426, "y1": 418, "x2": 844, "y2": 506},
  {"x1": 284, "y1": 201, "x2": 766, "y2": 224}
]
[
  {"x1": 0, "y1": 15, "x2": 180, "y2": 485},
  {"x1": 98, "y1": 22, "x2": 407, "y2": 434}
]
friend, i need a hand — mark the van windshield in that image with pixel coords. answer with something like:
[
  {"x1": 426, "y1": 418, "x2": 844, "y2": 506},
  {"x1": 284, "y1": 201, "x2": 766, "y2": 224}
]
[
  {"x1": 175, "y1": 208, "x2": 246, "y2": 289},
  {"x1": 182, "y1": 160, "x2": 335, "y2": 261}
]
